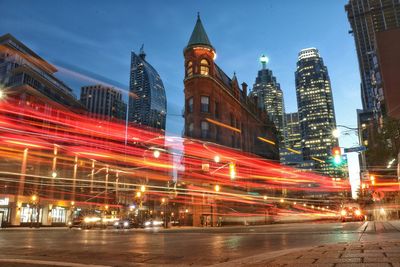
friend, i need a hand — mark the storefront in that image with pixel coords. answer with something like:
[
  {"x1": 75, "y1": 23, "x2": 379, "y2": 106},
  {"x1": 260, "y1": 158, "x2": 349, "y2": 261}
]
[
  {"x1": 20, "y1": 203, "x2": 43, "y2": 226},
  {"x1": 49, "y1": 206, "x2": 67, "y2": 225},
  {"x1": 0, "y1": 197, "x2": 11, "y2": 227}
]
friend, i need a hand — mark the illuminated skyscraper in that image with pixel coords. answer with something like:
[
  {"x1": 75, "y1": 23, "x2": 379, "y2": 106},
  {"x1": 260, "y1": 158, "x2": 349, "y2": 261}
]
[
  {"x1": 295, "y1": 48, "x2": 338, "y2": 176},
  {"x1": 280, "y1": 112, "x2": 303, "y2": 166},
  {"x1": 128, "y1": 46, "x2": 167, "y2": 130},
  {"x1": 80, "y1": 84, "x2": 126, "y2": 121},
  {"x1": 251, "y1": 55, "x2": 285, "y2": 143}
]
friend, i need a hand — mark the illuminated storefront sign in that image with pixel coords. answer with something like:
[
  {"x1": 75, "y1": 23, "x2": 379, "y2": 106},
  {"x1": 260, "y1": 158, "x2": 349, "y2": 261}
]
[{"x1": 0, "y1": 198, "x2": 9, "y2": 206}]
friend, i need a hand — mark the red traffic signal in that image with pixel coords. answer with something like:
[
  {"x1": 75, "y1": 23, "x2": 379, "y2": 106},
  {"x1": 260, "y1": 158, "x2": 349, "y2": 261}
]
[{"x1": 332, "y1": 147, "x2": 341, "y2": 156}]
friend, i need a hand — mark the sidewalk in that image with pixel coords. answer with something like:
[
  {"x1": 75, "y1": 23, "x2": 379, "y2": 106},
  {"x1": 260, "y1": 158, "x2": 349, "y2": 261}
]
[{"x1": 214, "y1": 241, "x2": 400, "y2": 267}]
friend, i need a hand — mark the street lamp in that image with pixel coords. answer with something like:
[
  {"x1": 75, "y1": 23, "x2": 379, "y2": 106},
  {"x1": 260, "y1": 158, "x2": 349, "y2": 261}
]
[
  {"x1": 51, "y1": 171, "x2": 57, "y2": 178},
  {"x1": 153, "y1": 150, "x2": 160, "y2": 159},
  {"x1": 140, "y1": 185, "x2": 146, "y2": 193},
  {"x1": 161, "y1": 198, "x2": 167, "y2": 228},
  {"x1": 332, "y1": 128, "x2": 341, "y2": 138},
  {"x1": 214, "y1": 185, "x2": 220, "y2": 192}
]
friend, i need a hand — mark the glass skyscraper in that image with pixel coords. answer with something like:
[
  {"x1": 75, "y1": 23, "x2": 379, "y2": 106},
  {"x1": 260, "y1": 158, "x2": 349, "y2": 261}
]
[
  {"x1": 346, "y1": 0, "x2": 400, "y2": 113},
  {"x1": 280, "y1": 112, "x2": 303, "y2": 167},
  {"x1": 295, "y1": 48, "x2": 338, "y2": 176},
  {"x1": 251, "y1": 55, "x2": 285, "y2": 143},
  {"x1": 128, "y1": 46, "x2": 167, "y2": 130}
]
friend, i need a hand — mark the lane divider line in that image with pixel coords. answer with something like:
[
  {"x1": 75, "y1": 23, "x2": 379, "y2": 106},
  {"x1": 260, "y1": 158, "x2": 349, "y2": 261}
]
[{"x1": 0, "y1": 258, "x2": 111, "y2": 267}]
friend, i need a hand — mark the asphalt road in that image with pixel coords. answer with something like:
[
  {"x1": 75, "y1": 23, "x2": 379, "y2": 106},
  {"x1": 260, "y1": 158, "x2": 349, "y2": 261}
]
[{"x1": 1, "y1": 221, "x2": 400, "y2": 266}]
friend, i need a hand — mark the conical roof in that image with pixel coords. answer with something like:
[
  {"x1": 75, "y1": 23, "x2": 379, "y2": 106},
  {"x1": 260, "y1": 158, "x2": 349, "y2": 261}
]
[{"x1": 187, "y1": 13, "x2": 213, "y2": 49}]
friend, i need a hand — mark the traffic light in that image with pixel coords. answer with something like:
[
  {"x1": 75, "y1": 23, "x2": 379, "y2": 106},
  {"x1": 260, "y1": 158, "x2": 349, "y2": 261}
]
[{"x1": 331, "y1": 147, "x2": 342, "y2": 166}]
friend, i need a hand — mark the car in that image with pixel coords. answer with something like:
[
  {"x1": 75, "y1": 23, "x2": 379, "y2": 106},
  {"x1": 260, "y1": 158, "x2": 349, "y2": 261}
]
[
  {"x1": 144, "y1": 219, "x2": 164, "y2": 228},
  {"x1": 340, "y1": 205, "x2": 364, "y2": 222},
  {"x1": 67, "y1": 216, "x2": 83, "y2": 228},
  {"x1": 67, "y1": 215, "x2": 103, "y2": 229},
  {"x1": 113, "y1": 218, "x2": 143, "y2": 229}
]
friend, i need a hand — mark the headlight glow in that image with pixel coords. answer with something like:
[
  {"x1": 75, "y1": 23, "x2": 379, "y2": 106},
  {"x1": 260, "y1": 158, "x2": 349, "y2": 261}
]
[
  {"x1": 340, "y1": 210, "x2": 347, "y2": 216},
  {"x1": 355, "y1": 209, "x2": 361, "y2": 216},
  {"x1": 123, "y1": 221, "x2": 129, "y2": 227}
]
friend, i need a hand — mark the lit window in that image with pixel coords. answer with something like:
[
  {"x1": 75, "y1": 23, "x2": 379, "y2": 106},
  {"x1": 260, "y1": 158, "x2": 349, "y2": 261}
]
[
  {"x1": 187, "y1": 61, "x2": 193, "y2": 77},
  {"x1": 201, "y1": 96, "x2": 209, "y2": 112},
  {"x1": 201, "y1": 121, "x2": 209, "y2": 139},
  {"x1": 200, "y1": 59, "x2": 209, "y2": 75},
  {"x1": 187, "y1": 97, "x2": 193, "y2": 113}
]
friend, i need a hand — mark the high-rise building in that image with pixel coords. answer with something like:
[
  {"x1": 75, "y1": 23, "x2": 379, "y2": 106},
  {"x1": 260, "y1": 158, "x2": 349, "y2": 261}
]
[
  {"x1": 128, "y1": 46, "x2": 167, "y2": 130},
  {"x1": 0, "y1": 33, "x2": 84, "y2": 112},
  {"x1": 345, "y1": 0, "x2": 400, "y2": 116},
  {"x1": 295, "y1": 48, "x2": 338, "y2": 176},
  {"x1": 346, "y1": 1, "x2": 400, "y2": 172},
  {"x1": 280, "y1": 112, "x2": 303, "y2": 166},
  {"x1": 80, "y1": 84, "x2": 126, "y2": 121},
  {"x1": 183, "y1": 14, "x2": 279, "y2": 160},
  {"x1": 250, "y1": 55, "x2": 285, "y2": 143}
]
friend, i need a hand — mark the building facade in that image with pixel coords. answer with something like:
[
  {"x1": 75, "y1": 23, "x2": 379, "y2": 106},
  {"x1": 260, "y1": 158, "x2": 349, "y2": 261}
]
[
  {"x1": 0, "y1": 33, "x2": 90, "y2": 227},
  {"x1": 80, "y1": 84, "x2": 126, "y2": 121},
  {"x1": 345, "y1": 0, "x2": 400, "y2": 114},
  {"x1": 346, "y1": 0, "x2": 400, "y2": 172},
  {"x1": 250, "y1": 55, "x2": 285, "y2": 144},
  {"x1": 0, "y1": 34, "x2": 84, "y2": 112},
  {"x1": 183, "y1": 15, "x2": 279, "y2": 160},
  {"x1": 128, "y1": 46, "x2": 167, "y2": 130},
  {"x1": 295, "y1": 48, "x2": 338, "y2": 176},
  {"x1": 280, "y1": 112, "x2": 303, "y2": 166}
]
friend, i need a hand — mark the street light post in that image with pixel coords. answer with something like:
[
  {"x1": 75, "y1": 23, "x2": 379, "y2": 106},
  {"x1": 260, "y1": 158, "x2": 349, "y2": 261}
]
[{"x1": 263, "y1": 195, "x2": 268, "y2": 225}]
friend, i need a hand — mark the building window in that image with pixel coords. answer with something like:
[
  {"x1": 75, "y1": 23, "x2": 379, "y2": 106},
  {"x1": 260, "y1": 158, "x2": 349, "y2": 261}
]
[
  {"x1": 201, "y1": 121, "x2": 209, "y2": 139},
  {"x1": 214, "y1": 101, "x2": 219, "y2": 118},
  {"x1": 188, "y1": 122, "x2": 194, "y2": 137},
  {"x1": 187, "y1": 97, "x2": 193, "y2": 113},
  {"x1": 200, "y1": 59, "x2": 209, "y2": 75},
  {"x1": 201, "y1": 96, "x2": 209, "y2": 112},
  {"x1": 186, "y1": 61, "x2": 193, "y2": 77}
]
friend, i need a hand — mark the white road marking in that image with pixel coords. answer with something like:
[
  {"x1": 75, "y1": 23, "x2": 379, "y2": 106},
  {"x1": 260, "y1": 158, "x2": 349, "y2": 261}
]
[{"x1": 0, "y1": 258, "x2": 111, "y2": 267}]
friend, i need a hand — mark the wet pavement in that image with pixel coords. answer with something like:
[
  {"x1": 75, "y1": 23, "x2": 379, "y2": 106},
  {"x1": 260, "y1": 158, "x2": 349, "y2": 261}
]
[{"x1": 0, "y1": 221, "x2": 400, "y2": 266}]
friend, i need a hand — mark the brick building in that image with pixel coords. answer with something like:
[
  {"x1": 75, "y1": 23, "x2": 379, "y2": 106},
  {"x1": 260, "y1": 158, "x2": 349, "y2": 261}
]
[{"x1": 183, "y1": 14, "x2": 279, "y2": 160}]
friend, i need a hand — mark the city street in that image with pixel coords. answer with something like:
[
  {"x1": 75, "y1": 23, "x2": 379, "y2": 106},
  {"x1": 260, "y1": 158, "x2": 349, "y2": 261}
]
[{"x1": 1, "y1": 221, "x2": 400, "y2": 266}]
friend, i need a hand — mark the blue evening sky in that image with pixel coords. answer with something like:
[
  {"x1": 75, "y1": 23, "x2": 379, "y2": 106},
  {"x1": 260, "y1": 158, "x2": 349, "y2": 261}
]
[{"x1": 1, "y1": 0, "x2": 362, "y2": 148}]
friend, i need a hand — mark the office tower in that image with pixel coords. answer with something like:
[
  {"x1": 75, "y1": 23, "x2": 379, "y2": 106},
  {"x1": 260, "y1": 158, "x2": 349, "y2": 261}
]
[
  {"x1": 251, "y1": 55, "x2": 285, "y2": 143},
  {"x1": 128, "y1": 45, "x2": 167, "y2": 130},
  {"x1": 80, "y1": 84, "x2": 126, "y2": 120},
  {"x1": 345, "y1": 0, "x2": 400, "y2": 120},
  {"x1": 280, "y1": 112, "x2": 303, "y2": 166},
  {"x1": 295, "y1": 48, "x2": 338, "y2": 176}
]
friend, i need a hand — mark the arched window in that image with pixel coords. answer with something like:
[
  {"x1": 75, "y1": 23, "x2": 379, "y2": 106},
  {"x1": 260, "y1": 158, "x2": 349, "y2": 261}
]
[
  {"x1": 200, "y1": 59, "x2": 209, "y2": 75},
  {"x1": 201, "y1": 121, "x2": 209, "y2": 139},
  {"x1": 186, "y1": 61, "x2": 193, "y2": 77}
]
